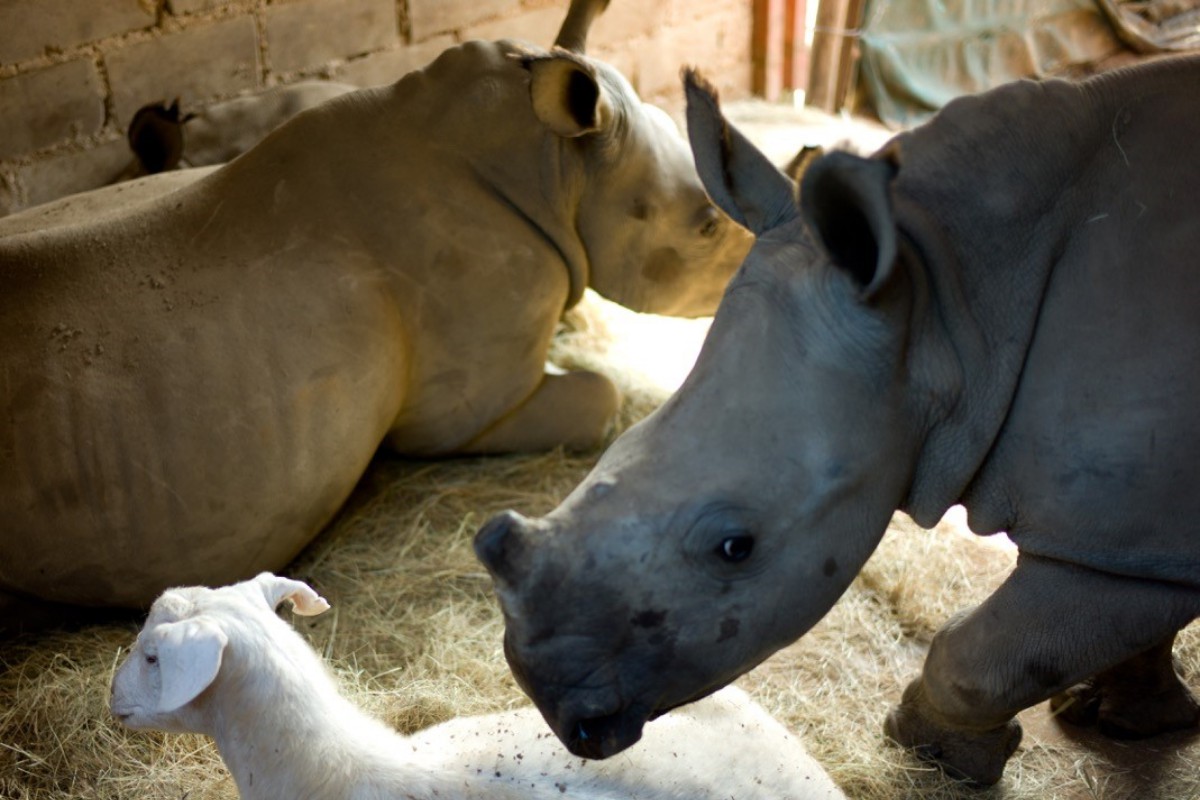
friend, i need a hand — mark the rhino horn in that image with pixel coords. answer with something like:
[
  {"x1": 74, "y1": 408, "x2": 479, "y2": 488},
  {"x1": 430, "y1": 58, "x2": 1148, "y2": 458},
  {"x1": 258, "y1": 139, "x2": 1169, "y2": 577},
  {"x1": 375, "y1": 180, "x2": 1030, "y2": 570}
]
[
  {"x1": 475, "y1": 510, "x2": 536, "y2": 586},
  {"x1": 554, "y1": 0, "x2": 611, "y2": 54}
]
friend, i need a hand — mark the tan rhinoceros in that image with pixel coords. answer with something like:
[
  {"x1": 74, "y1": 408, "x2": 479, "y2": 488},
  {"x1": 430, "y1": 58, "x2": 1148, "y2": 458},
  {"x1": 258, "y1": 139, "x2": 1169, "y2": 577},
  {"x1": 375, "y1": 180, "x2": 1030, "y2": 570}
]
[{"x1": 0, "y1": 0, "x2": 750, "y2": 627}]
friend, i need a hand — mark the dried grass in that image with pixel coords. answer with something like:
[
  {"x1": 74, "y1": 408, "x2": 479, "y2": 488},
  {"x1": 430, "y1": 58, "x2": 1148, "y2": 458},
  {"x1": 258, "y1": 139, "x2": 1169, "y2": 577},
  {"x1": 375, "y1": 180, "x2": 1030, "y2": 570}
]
[
  {"x1": 4, "y1": 95, "x2": 1200, "y2": 796},
  {"x1": 2, "y1": 293, "x2": 1196, "y2": 800}
]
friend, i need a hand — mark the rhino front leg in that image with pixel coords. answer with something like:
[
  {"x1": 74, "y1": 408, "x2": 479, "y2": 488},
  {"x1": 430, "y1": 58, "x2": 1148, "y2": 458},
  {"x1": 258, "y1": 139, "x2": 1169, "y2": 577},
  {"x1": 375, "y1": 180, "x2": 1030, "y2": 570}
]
[
  {"x1": 461, "y1": 369, "x2": 619, "y2": 454},
  {"x1": 885, "y1": 555, "x2": 1200, "y2": 786},
  {"x1": 1049, "y1": 634, "x2": 1200, "y2": 738}
]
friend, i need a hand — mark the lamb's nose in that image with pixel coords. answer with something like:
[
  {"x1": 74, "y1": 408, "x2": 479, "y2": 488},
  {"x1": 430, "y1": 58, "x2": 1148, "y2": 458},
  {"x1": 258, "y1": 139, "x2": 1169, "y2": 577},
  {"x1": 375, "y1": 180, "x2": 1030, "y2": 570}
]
[{"x1": 474, "y1": 510, "x2": 529, "y2": 584}]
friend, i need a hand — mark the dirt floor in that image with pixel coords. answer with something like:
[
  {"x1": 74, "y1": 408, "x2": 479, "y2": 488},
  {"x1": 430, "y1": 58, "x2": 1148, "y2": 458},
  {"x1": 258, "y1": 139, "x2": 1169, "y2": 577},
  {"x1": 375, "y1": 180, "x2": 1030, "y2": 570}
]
[{"x1": 1, "y1": 104, "x2": 1197, "y2": 800}]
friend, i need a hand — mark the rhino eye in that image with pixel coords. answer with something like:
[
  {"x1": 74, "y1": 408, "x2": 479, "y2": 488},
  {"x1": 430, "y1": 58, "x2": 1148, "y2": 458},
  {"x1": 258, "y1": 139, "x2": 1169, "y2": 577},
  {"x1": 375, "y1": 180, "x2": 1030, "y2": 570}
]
[
  {"x1": 716, "y1": 535, "x2": 754, "y2": 563},
  {"x1": 145, "y1": 654, "x2": 158, "y2": 665}
]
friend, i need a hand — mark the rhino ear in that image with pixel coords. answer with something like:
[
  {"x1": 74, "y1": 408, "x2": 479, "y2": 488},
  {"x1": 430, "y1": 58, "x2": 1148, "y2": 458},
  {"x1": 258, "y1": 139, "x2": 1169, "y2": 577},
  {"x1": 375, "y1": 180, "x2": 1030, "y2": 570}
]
[
  {"x1": 799, "y1": 151, "x2": 898, "y2": 300},
  {"x1": 529, "y1": 52, "x2": 610, "y2": 137},
  {"x1": 684, "y1": 69, "x2": 796, "y2": 236}
]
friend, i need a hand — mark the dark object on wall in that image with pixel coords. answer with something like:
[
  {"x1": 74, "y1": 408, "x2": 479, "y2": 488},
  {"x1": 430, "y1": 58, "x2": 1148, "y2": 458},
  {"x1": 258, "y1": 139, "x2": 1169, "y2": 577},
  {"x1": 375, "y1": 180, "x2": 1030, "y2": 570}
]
[{"x1": 127, "y1": 99, "x2": 193, "y2": 174}]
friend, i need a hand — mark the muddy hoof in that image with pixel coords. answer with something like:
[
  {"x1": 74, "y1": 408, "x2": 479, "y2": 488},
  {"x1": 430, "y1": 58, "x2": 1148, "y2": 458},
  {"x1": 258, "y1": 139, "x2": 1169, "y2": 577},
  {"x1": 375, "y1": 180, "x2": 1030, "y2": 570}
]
[
  {"x1": 885, "y1": 700, "x2": 1022, "y2": 786},
  {"x1": 1051, "y1": 679, "x2": 1200, "y2": 740}
]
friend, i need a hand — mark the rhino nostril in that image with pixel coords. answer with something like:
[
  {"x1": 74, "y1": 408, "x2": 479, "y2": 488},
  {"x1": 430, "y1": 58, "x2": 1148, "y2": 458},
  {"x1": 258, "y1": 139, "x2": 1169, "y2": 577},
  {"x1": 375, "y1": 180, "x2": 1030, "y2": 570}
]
[{"x1": 567, "y1": 709, "x2": 645, "y2": 760}]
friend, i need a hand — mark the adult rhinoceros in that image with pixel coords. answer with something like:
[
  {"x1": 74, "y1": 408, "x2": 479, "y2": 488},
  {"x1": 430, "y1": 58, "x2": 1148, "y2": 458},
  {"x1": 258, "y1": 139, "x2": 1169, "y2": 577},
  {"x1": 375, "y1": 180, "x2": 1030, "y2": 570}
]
[
  {"x1": 475, "y1": 61, "x2": 1200, "y2": 786},
  {"x1": 0, "y1": 0, "x2": 750, "y2": 627}
]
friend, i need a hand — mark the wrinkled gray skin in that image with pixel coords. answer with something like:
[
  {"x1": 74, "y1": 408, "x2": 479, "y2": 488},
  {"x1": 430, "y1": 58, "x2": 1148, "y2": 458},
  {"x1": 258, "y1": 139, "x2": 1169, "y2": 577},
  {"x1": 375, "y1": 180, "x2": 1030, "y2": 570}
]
[
  {"x1": 477, "y1": 59, "x2": 1200, "y2": 786},
  {"x1": 0, "y1": 0, "x2": 749, "y2": 625}
]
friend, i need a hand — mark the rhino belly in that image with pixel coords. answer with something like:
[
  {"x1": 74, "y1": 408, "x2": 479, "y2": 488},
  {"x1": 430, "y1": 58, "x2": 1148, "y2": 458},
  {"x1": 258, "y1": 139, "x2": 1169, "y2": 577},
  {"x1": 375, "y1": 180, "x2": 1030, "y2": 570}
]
[
  {"x1": 0, "y1": 327, "x2": 395, "y2": 608},
  {"x1": 966, "y1": 193, "x2": 1200, "y2": 587}
]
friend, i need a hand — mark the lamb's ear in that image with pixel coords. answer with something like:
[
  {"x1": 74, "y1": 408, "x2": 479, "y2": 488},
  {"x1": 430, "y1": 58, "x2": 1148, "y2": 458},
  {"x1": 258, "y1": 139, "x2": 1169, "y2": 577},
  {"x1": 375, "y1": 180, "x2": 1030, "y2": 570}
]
[
  {"x1": 798, "y1": 151, "x2": 898, "y2": 300},
  {"x1": 154, "y1": 617, "x2": 228, "y2": 712},
  {"x1": 528, "y1": 52, "x2": 610, "y2": 137},
  {"x1": 252, "y1": 572, "x2": 331, "y2": 616},
  {"x1": 684, "y1": 68, "x2": 796, "y2": 235}
]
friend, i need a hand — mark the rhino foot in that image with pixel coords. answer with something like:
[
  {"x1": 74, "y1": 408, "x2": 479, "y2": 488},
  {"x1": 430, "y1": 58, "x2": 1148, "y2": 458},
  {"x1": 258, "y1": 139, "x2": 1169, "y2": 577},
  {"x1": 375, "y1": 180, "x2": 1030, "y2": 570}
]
[
  {"x1": 460, "y1": 370, "x2": 620, "y2": 454},
  {"x1": 1049, "y1": 635, "x2": 1200, "y2": 740},
  {"x1": 885, "y1": 681, "x2": 1022, "y2": 786},
  {"x1": 1050, "y1": 671, "x2": 1200, "y2": 739}
]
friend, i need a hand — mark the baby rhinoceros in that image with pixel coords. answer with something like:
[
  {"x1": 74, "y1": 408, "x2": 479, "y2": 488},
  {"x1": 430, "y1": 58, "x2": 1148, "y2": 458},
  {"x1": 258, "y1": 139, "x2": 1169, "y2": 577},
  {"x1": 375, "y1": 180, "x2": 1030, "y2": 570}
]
[
  {"x1": 0, "y1": 0, "x2": 750, "y2": 627},
  {"x1": 477, "y1": 59, "x2": 1200, "y2": 787}
]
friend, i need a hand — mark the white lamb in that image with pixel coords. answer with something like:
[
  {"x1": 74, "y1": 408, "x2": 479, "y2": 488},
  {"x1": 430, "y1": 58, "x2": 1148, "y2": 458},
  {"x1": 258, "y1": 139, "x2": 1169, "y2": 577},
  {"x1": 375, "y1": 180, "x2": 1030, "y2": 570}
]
[{"x1": 110, "y1": 573, "x2": 846, "y2": 799}]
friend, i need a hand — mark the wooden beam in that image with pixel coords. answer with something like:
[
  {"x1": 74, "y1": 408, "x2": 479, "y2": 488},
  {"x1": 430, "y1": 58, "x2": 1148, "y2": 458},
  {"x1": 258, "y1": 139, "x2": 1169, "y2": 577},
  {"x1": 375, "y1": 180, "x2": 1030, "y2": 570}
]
[
  {"x1": 752, "y1": 0, "x2": 786, "y2": 100},
  {"x1": 783, "y1": 0, "x2": 809, "y2": 92},
  {"x1": 805, "y1": 0, "x2": 866, "y2": 111}
]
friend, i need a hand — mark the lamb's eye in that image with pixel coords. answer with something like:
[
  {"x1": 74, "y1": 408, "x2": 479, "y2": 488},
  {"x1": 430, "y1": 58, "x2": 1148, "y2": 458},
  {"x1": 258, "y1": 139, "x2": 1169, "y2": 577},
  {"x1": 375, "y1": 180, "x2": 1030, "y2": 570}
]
[
  {"x1": 145, "y1": 654, "x2": 158, "y2": 665},
  {"x1": 700, "y1": 214, "x2": 720, "y2": 238},
  {"x1": 715, "y1": 535, "x2": 754, "y2": 563}
]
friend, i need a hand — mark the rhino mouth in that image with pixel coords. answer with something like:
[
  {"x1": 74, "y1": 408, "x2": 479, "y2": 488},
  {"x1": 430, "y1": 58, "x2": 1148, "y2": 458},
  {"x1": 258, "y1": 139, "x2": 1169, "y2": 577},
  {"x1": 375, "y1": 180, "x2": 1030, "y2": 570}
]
[
  {"x1": 559, "y1": 683, "x2": 726, "y2": 759},
  {"x1": 562, "y1": 703, "x2": 650, "y2": 759}
]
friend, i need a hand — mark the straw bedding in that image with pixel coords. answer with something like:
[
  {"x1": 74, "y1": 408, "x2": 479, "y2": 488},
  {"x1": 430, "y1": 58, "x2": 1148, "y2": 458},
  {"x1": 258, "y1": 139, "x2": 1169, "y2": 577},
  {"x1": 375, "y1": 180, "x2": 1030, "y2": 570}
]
[{"x1": 2, "y1": 294, "x2": 1197, "y2": 800}]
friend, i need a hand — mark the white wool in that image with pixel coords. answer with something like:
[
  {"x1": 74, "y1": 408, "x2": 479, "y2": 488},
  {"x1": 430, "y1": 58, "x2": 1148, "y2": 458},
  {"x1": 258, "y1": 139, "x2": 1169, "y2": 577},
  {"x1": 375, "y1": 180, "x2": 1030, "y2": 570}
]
[{"x1": 111, "y1": 574, "x2": 844, "y2": 800}]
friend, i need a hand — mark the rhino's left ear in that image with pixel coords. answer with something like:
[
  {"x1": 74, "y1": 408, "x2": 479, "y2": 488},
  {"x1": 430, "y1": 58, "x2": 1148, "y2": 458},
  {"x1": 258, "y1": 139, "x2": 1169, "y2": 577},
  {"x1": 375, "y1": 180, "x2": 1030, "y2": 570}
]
[
  {"x1": 527, "y1": 51, "x2": 610, "y2": 138},
  {"x1": 684, "y1": 69, "x2": 795, "y2": 235},
  {"x1": 799, "y1": 150, "x2": 899, "y2": 301}
]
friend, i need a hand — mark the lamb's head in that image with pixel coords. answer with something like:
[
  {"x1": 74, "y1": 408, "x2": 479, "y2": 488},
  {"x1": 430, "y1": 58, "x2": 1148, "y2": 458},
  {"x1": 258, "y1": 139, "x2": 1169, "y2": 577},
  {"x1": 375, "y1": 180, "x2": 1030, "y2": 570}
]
[{"x1": 110, "y1": 573, "x2": 329, "y2": 734}]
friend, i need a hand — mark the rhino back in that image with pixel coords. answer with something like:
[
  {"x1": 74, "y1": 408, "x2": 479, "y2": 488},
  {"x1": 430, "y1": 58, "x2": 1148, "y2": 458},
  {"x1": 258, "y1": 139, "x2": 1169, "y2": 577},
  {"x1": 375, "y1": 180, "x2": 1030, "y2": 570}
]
[
  {"x1": 0, "y1": 39, "x2": 589, "y2": 606},
  {"x1": 0, "y1": 171, "x2": 406, "y2": 607},
  {"x1": 954, "y1": 57, "x2": 1200, "y2": 585}
]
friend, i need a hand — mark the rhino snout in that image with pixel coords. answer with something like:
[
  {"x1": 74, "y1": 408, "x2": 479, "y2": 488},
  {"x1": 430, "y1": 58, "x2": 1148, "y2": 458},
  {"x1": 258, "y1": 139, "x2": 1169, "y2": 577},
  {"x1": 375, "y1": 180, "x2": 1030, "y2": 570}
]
[
  {"x1": 474, "y1": 510, "x2": 534, "y2": 585},
  {"x1": 563, "y1": 703, "x2": 648, "y2": 759}
]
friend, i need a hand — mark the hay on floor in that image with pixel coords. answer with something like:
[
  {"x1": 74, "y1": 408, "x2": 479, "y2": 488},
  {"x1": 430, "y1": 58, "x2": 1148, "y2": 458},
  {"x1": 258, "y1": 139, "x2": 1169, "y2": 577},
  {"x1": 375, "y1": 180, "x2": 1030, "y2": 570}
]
[
  {"x1": 2, "y1": 291, "x2": 1197, "y2": 800},
  {"x1": 3, "y1": 102, "x2": 1198, "y2": 798}
]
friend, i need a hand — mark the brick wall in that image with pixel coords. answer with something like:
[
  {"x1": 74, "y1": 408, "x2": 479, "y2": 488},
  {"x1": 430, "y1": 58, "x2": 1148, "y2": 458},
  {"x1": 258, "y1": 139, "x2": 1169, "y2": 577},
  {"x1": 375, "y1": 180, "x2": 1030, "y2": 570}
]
[{"x1": 0, "y1": 0, "x2": 752, "y2": 217}]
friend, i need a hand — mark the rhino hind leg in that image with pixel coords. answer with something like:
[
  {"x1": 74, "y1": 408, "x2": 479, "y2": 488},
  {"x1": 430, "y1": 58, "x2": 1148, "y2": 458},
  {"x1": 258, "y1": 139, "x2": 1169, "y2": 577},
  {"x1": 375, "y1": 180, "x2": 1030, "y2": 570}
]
[
  {"x1": 1049, "y1": 634, "x2": 1200, "y2": 739},
  {"x1": 460, "y1": 369, "x2": 619, "y2": 454},
  {"x1": 885, "y1": 556, "x2": 1200, "y2": 785}
]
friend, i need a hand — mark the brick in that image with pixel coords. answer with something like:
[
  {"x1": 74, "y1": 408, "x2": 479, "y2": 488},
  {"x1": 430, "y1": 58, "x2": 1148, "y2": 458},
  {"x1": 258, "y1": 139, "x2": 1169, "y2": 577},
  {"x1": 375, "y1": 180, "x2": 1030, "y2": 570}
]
[
  {"x1": 667, "y1": 0, "x2": 750, "y2": 25},
  {"x1": 334, "y1": 35, "x2": 455, "y2": 87},
  {"x1": 108, "y1": 16, "x2": 260, "y2": 128},
  {"x1": 461, "y1": 6, "x2": 563, "y2": 48},
  {"x1": 17, "y1": 138, "x2": 134, "y2": 210},
  {"x1": 0, "y1": 58, "x2": 105, "y2": 160},
  {"x1": 631, "y1": 9, "x2": 751, "y2": 102},
  {"x1": 167, "y1": 0, "x2": 236, "y2": 14},
  {"x1": 588, "y1": 0, "x2": 671, "y2": 52},
  {"x1": 266, "y1": 0, "x2": 399, "y2": 74},
  {"x1": 408, "y1": 0, "x2": 512, "y2": 40},
  {"x1": 0, "y1": 0, "x2": 153, "y2": 65}
]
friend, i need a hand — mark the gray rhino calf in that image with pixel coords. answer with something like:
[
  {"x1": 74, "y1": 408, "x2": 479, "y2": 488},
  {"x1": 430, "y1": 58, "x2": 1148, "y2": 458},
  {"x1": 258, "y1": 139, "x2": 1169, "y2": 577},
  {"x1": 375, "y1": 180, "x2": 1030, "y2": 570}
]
[
  {"x1": 477, "y1": 59, "x2": 1200, "y2": 786},
  {"x1": 0, "y1": 0, "x2": 749, "y2": 624}
]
